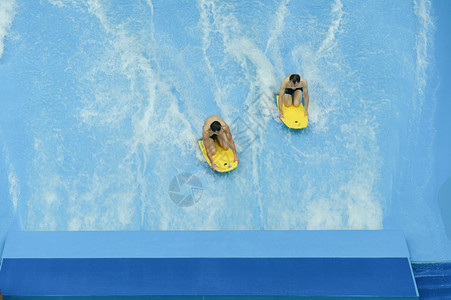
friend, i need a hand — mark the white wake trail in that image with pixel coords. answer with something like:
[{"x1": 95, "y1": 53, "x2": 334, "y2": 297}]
[{"x1": 0, "y1": 0, "x2": 16, "y2": 59}]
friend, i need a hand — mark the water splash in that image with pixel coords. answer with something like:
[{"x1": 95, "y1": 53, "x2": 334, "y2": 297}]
[
  {"x1": 0, "y1": 0, "x2": 16, "y2": 59},
  {"x1": 265, "y1": 0, "x2": 290, "y2": 79},
  {"x1": 413, "y1": 0, "x2": 434, "y2": 99},
  {"x1": 0, "y1": 135, "x2": 19, "y2": 213},
  {"x1": 317, "y1": 0, "x2": 343, "y2": 56}
]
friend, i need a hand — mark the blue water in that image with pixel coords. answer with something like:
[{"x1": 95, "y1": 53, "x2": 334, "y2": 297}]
[{"x1": 0, "y1": 0, "x2": 449, "y2": 262}]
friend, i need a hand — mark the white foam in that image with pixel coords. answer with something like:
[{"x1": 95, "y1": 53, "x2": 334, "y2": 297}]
[
  {"x1": 8, "y1": 167, "x2": 19, "y2": 212},
  {"x1": 304, "y1": 167, "x2": 383, "y2": 230},
  {"x1": 265, "y1": 0, "x2": 290, "y2": 79},
  {"x1": 0, "y1": 0, "x2": 16, "y2": 59},
  {"x1": 198, "y1": 0, "x2": 278, "y2": 118},
  {"x1": 198, "y1": 0, "x2": 229, "y2": 110},
  {"x1": 413, "y1": 0, "x2": 434, "y2": 99},
  {"x1": 406, "y1": 0, "x2": 436, "y2": 198},
  {"x1": 48, "y1": 0, "x2": 66, "y2": 8},
  {"x1": 316, "y1": 0, "x2": 343, "y2": 56},
  {"x1": 1, "y1": 142, "x2": 19, "y2": 212}
]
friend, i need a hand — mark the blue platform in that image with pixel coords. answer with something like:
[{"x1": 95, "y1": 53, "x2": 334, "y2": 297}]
[{"x1": 0, "y1": 230, "x2": 418, "y2": 298}]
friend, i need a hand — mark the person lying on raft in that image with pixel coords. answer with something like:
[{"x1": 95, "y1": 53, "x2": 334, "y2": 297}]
[
  {"x1": 278, "y1": 73, "x2": 309, "y2": 119},
  {"x1": 202, "y1": 115, "x2": 239, "y2": 170}
]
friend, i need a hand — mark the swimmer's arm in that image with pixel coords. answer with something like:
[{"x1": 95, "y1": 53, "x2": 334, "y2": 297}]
[
  {"x1": 303, "y1": 81, "x2": 309, "y2": 116},
  {"x1": 278, "y1": 88, "x2": 284, "y2": 113},
  {"x1": 225, "y1": 129, "x2": 239, "y2": 162},
  {"x1": 202, "y1": 131, "x2": 216, "y2": 165},
  {"x1": 224, "y1": 125, "x2": 239, "y2": 161},
  {"x1": 278, "y1": 80, "x2": 287, "y2": 118},
  {"x1": 227, "y1": 131, "x2": 237, "y2": 156}
]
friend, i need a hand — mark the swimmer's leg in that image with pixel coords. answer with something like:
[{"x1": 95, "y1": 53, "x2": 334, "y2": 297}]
[
  {"x1": 293, "y1": 89, "x2": 302, "y2": 107},
  {"x1": 207, "y1": 138, "x2": 217, "y2": 155},
  {"x1": 283, "y1": 93, "x2": 293, "y2": 107},
  {"x1": 217, "y1": 135, "x2": 230, "y2": 151}
]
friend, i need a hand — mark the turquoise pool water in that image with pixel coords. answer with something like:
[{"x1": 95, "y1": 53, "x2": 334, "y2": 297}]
[{"x1": 0, "y1": 0, "x2": 450, "y2": 263}]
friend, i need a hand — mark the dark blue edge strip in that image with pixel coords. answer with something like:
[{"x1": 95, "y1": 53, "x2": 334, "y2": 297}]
[
  {"x1": 411, "y1": 262, "x2": 451, "y2": 299},
  {"x1": 0, "y1": 258, "x2": 417, "y2": 297}
]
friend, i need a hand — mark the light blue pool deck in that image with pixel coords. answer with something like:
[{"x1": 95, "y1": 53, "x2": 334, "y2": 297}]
[{"x1": 1, "y1": 230, "x2": 411, "y2": 259}]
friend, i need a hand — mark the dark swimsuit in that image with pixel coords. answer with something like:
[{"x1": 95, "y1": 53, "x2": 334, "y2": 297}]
[
  {"x1": 209, "y1": 133, "x2": 218, "y2": 141},
  {"x1": 285, "y1": 87, "x2": 303, "y2": 96}
]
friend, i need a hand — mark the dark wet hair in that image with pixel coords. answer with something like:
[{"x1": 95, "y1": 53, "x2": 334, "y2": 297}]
[
  {"x1": 289, "y1": 74, "x2": 300, "y2": 84},
  {"x1": 210, "y1": 121, "x2": 222, "y2": 132}
]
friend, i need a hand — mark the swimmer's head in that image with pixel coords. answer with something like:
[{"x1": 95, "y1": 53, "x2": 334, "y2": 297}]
[
  {"x1": 289, "y1": 74, "x2": 301, "y2": 86},
  {"x1": 210, "y1": 121, "x2": 222, "y2": 133}
]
